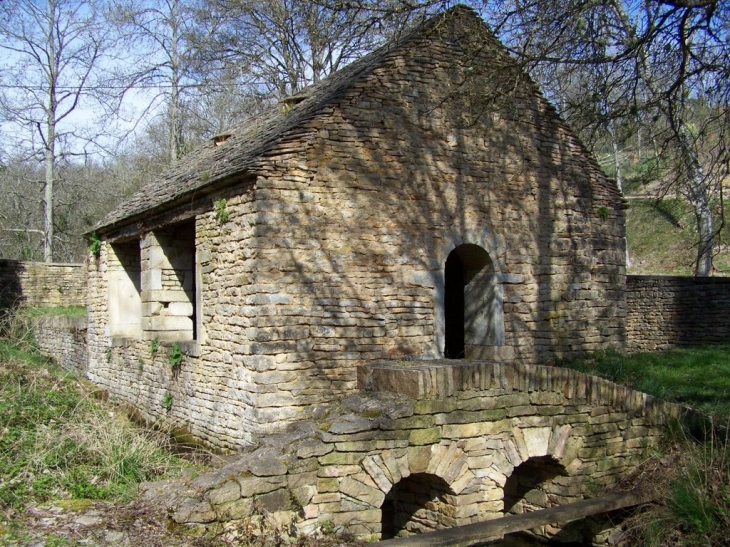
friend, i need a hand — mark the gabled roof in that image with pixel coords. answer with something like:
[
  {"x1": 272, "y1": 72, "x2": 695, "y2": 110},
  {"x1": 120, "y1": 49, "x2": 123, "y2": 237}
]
[{"x1": 98, "y1": 6, "x2": 490, "y2": 231}]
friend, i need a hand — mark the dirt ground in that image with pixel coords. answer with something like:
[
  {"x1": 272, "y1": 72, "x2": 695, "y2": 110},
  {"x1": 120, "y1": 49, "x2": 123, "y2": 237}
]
[{"x1": 2, "y1": 499, "x2": 215, "y2": 547}]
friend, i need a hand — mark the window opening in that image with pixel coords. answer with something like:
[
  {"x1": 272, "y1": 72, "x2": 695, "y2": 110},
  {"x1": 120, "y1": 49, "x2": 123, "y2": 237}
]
[{"x1": 142, "y1": 221, "x2": 197, "y2": 341}]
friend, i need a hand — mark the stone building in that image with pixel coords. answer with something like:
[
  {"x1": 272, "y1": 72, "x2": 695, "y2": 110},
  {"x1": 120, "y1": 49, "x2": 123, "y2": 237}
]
[{"x1": 87, "y1": 6, "x2": 626, "y2": 450}]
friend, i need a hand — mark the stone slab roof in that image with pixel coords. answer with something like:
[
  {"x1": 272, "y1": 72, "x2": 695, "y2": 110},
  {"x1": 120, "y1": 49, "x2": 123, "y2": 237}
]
[
  {"x1": 97, "y1": 8, "x2": 485, "y2": 231},
  {"x1": 96, "y1": 5, "x2": 611, "y2": 232}
]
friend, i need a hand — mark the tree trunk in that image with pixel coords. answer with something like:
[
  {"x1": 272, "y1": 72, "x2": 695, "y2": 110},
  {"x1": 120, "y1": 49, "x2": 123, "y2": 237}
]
[
  {"x1": 610, "y1": 121, "x2": 630, "y2": 268},
  {"x1": 679, "y1": 123, "x2": 713, "y2": 276},
  {"x1": 44, "y1": 0, "x2": 57, "y2": 263}
]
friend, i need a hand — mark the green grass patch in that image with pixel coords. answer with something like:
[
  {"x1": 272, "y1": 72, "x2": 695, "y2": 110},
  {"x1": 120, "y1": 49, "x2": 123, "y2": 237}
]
[
  {"x1": 0, "y1": 354, "x2": 188, "y2": 510},
  {"x1": 559, "y1": 345, "x2": 730, "y2": 418},
  {"x1": 626, "y1": 198, "x2": 730, "y2": 276},
  {"x1": 19, "y1": 306, "x2": 87, "y2": 317}
]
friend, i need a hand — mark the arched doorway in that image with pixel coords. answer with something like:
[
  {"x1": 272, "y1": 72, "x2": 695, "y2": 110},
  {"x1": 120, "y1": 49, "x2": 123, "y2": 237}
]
[
  {"x1": 381, "y1": 473, "x2": 454, "y2": 539},
  {"x1": 444, "y1": 251, "x2": 465, "y2": 358},
  {"x1": 444, "y1": 244, "x2": 503, "y2": 359}
]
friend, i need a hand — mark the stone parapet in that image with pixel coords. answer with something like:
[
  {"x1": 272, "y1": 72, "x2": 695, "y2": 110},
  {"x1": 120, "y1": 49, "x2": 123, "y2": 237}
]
[{"x1": 156, "y1": 361, "x2": 684, "y2": 543}]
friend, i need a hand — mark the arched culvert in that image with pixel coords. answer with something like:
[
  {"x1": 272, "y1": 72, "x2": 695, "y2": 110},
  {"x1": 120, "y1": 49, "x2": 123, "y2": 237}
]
[
  {"x1": 503, "y1": 456, "x2": 568, "y2": 515},
  {"x1": 381, "y1": 473, "x2": 454, "y2": 539}
]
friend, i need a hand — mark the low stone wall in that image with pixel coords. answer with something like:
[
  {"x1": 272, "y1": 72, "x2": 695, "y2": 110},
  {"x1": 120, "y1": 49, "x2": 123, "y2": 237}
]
[
  {"x1": 0, "y1": 259, "x2": 86, "y2": 310},
  {"x1": 147, "y1": 360, "x2": 683, "y2": 544},
  {"x1": 31, "y1": 316, "x2": 88, "y2": 376},
  {"x1": 626, "y1": 275, "x2": 730, "y2": 352}
]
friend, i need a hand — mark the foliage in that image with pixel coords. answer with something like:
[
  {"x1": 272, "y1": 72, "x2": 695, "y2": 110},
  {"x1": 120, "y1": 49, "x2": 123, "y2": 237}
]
[
  {"x1": 214, "y1": 198, "x2": 230, "y2": 225},
  {"x1": 626, "y1": 199, "x2": 730, "y2": 276},
  {"x1": 559, "y1": 345, "x2": 730, "y2": 418},
  {"x1": 162, "y1": 391, "x2": 173, "y2": 411},
  {"x1": 0, "y1": 353, "x2": 185, "y2": 509},
  {"x1": 624, "y1": 421, "x2": 730, "y2": 547},
  {"x1": 169, "y1": 342, "x2": 183, "y2": 368},
  {"x1": 87, "y1": 231, "x2": 102, "y2": 257},
  {"x1": 149, "y1": 338, "x2": 160, "y2": 356}
]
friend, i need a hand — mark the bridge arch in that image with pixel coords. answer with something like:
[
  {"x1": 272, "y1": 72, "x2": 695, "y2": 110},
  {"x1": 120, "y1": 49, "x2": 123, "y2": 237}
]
[{"x1": 504, "y1": 456, "x2": 568, "y2": 514}]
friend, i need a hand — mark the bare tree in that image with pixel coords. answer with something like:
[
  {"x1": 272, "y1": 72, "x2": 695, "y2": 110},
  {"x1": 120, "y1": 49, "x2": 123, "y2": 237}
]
[
  {"x1": 483, "y1": 0, "x2": 729, "y2": 275},
  {"x1": 0, "y1": 0, "x2": 114, "y2": 262},
  {"x1": 110, "y1": 0, "x2": 203, "y2": 164},
  {"x1": 194, "y1": 0, "x2": 422, "y2": 99}
]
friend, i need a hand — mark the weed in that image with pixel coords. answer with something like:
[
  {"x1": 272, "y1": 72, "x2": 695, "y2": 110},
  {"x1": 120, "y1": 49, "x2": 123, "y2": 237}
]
[
  {"x1": 622, "y1": 420, "x2": 730, "y2": 546},
  {"x1": 0, "y1": 354, "x2": 186, "y2": 510},
  {"x1": 169, "y1": 342, "x2": 183, "y2": 369},
  {"x1": 214, "y1": 198, "x2": 230, "y2": 225},
  {"x1": 597, "y1": 205, "x2": 609, "y2": 220},
  {"x1": 87, "y1": 231, "x2": 102, "y2": 256},
  {"x1": 105, "y1": 348, "x2": 112, "y2": 362},
  {"x1": 150, "y1": 338, "x2": 159, "y2": 356},
  {"x1": 319, "y1": 519, "x2": 335, "y2": 535},
  {"x1": 162, "y1": 392, "x2": 173, "y2": 411}
]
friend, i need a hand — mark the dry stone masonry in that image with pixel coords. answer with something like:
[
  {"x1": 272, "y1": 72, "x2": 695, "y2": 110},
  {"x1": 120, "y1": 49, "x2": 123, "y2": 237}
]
[
  {"x1": 147, "y1": 361, "x2": 682, "y2": 544},
  {"x1": 626, "y1": 275, "x2": 730, "y2": 351},
  {"x1": 86, "y1": 7, "x2": 627, "y2": 450},
  {"x1": 0, "y1": 259, "x2": 85, "y2": 310},
  {"x1": 31, "y1": 315, "x2": 88, "y2": 376}
]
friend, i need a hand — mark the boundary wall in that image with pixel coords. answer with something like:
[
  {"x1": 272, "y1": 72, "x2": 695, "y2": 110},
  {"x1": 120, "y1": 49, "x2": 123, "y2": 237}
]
[{"x1": 626, "y1": 275, "x2": 730, "y2": 352}]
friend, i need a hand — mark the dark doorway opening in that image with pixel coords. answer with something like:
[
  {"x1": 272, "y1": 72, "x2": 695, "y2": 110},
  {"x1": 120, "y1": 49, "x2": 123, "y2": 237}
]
[{"x1": 444, "y1": 250, "x2": 465, "y2": 359}]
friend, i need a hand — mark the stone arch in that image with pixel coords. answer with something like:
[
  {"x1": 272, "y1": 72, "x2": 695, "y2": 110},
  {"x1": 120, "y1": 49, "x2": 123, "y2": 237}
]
[
  {"x1": 381, "y1": 473, "x2": 453, "y2": 538},
  {"x1": 344, "y1": 443, "x2": 478, "y2": 539},
  {"x1": 503, "y1": 456, "x2": 568, "y2": 514},
  {"x1": 434, "y1": 225, "x2": 507, "y2": 359},
  {"x1": 498, "y1": 424, "x2": 586, "y2": 516},
  {"x1": 444, "y1": 244, "x2": 504, "y2": 358}
]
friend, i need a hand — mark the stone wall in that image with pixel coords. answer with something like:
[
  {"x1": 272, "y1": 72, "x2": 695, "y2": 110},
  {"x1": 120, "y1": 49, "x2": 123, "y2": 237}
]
[
  {"x1": 87, "y1": 12, "x2": 626, "y2": 450},
  {"x1": 626, "y1": 275, "x2": 730, "y2": 352},
  {"x1": 32, "y1": 315, "x2": 88, "y2": 376},
  {"x1": 152, "y1": 361, "x2": 682, "y2": 544},
  {"x1": 0, "y1": 259, "x2": 86, "y2": 310}
]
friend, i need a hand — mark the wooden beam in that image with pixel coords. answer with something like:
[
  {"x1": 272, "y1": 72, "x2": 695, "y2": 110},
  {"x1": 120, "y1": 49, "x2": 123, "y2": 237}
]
[{"x1": 376, "y1": 491, "x2": 653, "y2": 547}]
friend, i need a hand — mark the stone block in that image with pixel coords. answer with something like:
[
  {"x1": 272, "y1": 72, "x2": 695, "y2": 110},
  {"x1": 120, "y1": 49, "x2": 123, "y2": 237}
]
[
  {"x1": 319, "y1": 465, "x2": 361, "y2": 478},
  {"x1": 340, "y1": 476, "x2": 385, "y2": 507},
  {"x1": 409, "y1": 427, "x2": 441, "y2": 445},
  {"x1": 442, "y1": 420, "x2": 511, "y2": 439},
  {"x1": 522, "y1": 427, "x2": 552, "y2": 458},
  {"x1": 256, "y1": 489, "x2": 292, "y2": 512},
  {"x1": 407, "y1": 446, "x2": 432, "y2": 474},
  {"x1": 172, "y1": 498, "x2": 216, "y2": 524},
  {"x1": 217, "y1": 498, "x2": 254, "y2": 520},
  {"x1": 208, "y1": 481, "x2": 241, "y2": 506}
]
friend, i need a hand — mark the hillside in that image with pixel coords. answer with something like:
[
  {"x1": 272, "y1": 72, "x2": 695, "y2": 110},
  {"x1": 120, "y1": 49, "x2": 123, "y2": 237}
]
[{"x1": 625, "y1": 198, "x2": 730, "y2": 276}]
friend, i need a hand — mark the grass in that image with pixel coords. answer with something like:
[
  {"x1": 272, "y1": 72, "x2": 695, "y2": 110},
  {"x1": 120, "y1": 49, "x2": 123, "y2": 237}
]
[
  {"x1": 0, "y1": 340, "x2": 189, "y2": 511},
  {"x1": 626, "y1": 198, "x2": 730, "y2": 276},
  {"x1": 562, "y1": 346, "x2": 730, "y2": 545},
  {"x1": 558, "y1": 345, "x2": 730, "y2": 418},
  {"x1": 20, "y1": 306, "x2": 87, "y2": 317}
]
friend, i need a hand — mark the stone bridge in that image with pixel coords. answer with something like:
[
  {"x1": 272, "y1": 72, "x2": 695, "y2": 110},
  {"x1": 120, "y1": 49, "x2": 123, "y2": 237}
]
[{"x1": 149, "y1": 361, "x2": 682, "y2": 544}]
